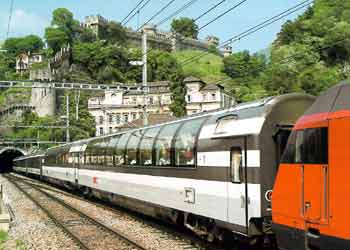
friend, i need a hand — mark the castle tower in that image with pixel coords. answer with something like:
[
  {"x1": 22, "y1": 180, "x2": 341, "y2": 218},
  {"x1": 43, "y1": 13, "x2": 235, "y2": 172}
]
[
  {"x1": 29, "y1": 84, "x2": 56, "y2": 117},
  {"x1": 222, "y1": 45, "x2": 233, "y2": 57}
]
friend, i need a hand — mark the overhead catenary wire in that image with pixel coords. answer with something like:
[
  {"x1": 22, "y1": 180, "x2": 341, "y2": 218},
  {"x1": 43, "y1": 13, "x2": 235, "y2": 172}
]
[
  {"x1": 180, "y1": 0, "x2": 313, "y2": 66},
  {"x1": 214, "y1": 29, "x2": 345, "y2": 90},
  {"x1": 121, "y1": 0, "x2": 146, "y2": 24},
  {"x1": 136, "y1": 0, "x2": 178, "y2": 32},
  {"x1": 156, "y1": 0, "x2": 200, "y2": 27},
  {"x1": 140, "y1": 0, "x2": 246, "y2": 58},
  {"x1": 194, "y1": 0, "x2": 227, "y2": 22},
  {"x1": 6, "y1": 0, "x2": 14, "y2": 39},
  {"x1": 123, "y1": 0, "x2": 153, "y2": 26},
  {"x1": 198, "y1": 0, "x2": 249, "y2": 31}
]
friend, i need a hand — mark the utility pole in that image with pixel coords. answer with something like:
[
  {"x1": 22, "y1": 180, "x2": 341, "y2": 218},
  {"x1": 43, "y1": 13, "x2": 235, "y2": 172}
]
[
  {"x1": 66, "y1": 95, "x2": 70, "y2": 142},
  {"x1": 142, "y1": 30, "x2": 148, "y2": 126},
  {"x1": 75, "y1": 90, "x2": 80, "y2": 121}
]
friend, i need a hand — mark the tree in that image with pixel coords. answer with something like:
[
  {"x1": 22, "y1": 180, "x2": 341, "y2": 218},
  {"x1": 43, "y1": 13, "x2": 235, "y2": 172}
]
[
  {"x1": 45, "y1": 27, "x2": 70, "y2": 53},
  {"x1": 100, "y1": 21, "x2": 126, "y2": 44},
  {"x1": 171, "y1": 17, "x2": 198, "y2": 39},
  {"x1": 3, "y1": 35, "x2": 44, "y2": 55},
  {"x1": 51, "y1": 8, "x2": 80, "y2": 38},
  {"x1": 45, "y1": 8, "x2": 80, "y2": 52},
  {"x1": 222, "y1": 51, "x2": 266, "y2": 84},
  {"x1": 148, "y1": 50, "x2": 186, "y2": 116},
  {"x1": 79, "y1": 28, "x2": 96, "y2": 43}
]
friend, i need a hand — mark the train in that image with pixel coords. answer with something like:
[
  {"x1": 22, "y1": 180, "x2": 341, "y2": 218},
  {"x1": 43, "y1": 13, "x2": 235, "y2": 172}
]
[
  {"x1": 13, "y1": 93, "x2": 316, "y2": 247},
  {"x1": 272, "y1": 81, "x2": 350, "y2": 250}
]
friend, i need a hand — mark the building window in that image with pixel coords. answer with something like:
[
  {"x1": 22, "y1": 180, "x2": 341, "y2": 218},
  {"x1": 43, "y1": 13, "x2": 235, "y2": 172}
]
[
  {"x1": 149, "y1": 97, "x2": 154, "y2": 105},
  {"x1": 109, "y1": 114, "x2": 113, "y2": 124},
  {"x1": 99, "y1": 116, "x2": 104, "y2": 125},
  {"x1": 187, "y1": 95, "x2": 191, "y2": 103},
  {"x1": 132, "y1": 97, "x2": 137, "y2": 104},
  {"x1": 99, "y1": 127, "x2": 104, "y2": 135},
  {"x1": 109, "y1": 127, "x2": 113, "y2": 134},
  {"x1": 116, "y1": 114, "x2": 121, "y2": 124},
  {"x1": 132, "y1": 113, "x2": 137, "y2": 120},
  {"x1": 211, "y1": 93, "x2": 216, "y2": 101},
  {"x1": 123, "y1": 113, "x2": 129, "y2": 123}
]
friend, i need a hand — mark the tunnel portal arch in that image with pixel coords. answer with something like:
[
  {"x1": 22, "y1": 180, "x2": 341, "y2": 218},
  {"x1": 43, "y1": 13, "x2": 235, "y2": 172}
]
[{"x1": 0, "y1": 147, "x2": 26, "y2": 173}]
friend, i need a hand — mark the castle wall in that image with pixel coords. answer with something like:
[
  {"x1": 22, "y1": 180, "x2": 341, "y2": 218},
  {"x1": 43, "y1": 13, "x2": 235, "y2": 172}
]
[{"x1": 29, "y1": 86, "x2": 56, "y2": 117}]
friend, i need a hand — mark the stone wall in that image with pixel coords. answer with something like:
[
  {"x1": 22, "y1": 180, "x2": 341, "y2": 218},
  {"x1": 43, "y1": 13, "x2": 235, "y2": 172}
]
[{"x1": 29, "y1": 85, "x2": 56, "y2": 117}]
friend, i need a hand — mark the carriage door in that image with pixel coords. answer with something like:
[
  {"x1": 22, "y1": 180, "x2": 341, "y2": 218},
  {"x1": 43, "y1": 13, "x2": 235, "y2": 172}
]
[
  {"x1": 228, "y1": 138, "x2": 248, "y2": 232},
  {"x1": 301, "y1": 127, "x2": 329, "y2": 243}
]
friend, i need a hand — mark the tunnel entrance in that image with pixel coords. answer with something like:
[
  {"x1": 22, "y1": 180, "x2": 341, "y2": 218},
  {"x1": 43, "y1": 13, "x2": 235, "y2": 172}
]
[{"x1": 0, "y1": 148, "x2": 25, "y2": 173}]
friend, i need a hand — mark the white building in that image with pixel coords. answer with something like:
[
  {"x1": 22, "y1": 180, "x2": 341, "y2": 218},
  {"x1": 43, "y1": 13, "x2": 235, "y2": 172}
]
[
  {"x1": 16, "y1": 52, "x2": 44, "y2": 73},
  {"x1": 88, "y1": 77, "x2": 234, "y2": 136}
]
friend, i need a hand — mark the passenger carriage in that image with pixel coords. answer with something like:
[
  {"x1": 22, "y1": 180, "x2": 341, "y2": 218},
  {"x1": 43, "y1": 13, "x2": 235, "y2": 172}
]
[{"x1": 14, "y1": 93, "x2": 314, "y2": 243}]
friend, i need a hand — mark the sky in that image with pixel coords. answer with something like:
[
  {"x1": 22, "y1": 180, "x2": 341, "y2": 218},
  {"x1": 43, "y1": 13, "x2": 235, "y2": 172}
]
[{"x1": 0, "y1": 0, "x2": 309, "y2": 52}]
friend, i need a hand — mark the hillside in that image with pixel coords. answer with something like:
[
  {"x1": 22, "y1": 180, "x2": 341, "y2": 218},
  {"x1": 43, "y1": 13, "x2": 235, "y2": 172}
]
[{"x1": 174, "y1": 50, "x2": 225, "y2": 83}]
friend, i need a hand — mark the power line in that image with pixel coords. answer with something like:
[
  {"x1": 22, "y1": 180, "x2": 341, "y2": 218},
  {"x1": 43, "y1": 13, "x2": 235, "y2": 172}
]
[
  {"x1": 6, "y1": 0, "x2": 14, "y2": 39},
  {"x1": 121, "y1": 0, "x2": 146, "y2": 24},
  {"x1": 123, "y1": 0, "x2": 153, "y2": 26},
  {"x1": 198, "y1": 0, "x2": 248, "y2": 31},
  {"x1": 181, "y1": 0, "x2": 313, "y2": 66},
  {"x1": 194, "y1": 0, "x2": 227, "y2": 22},
  {"x1": 214, "y1": 30, "x2": 347, "y2": 89},
  {"x1": 137, "y1": 0, "x2": 178, "y2": 32},
  {"x1": 156, "y1": 0, "x2": 199, "y2": 27}
]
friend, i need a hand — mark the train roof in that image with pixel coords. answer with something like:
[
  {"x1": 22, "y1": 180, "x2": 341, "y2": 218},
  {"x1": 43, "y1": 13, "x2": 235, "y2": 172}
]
[
  {"x1": 14, "y1": 152, "x2": 45, "y2": 162},
  {"x1": 304, "y1": 81, "x2": 350, "y2": 116},
  {"x1": 295, "y1": 81, "x2": 350, "y2": 129},
  {"x1": 45, "y1": 93, "x2": 314, "y2": 153}
]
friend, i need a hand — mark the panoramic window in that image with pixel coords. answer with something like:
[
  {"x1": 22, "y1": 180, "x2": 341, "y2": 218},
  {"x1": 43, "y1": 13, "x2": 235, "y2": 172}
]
[
  {"x1": 155, "y1": 123, "x2": 181, "y2": 166},
  {"x1": 126, "y1": 130, "x2": 143, "y2": 165},
  {"x1": 105, "y1": 136, "x2": 117, "y2": 167},
  {"x1": 115, "y1": 132, "x2": 131, "y2": 165},
  {"x1": 139, "y1": 127, "x2": 161, "y2": 166},
  {"x1": 281, "y1": 127, "x2": 328, "y2": 164},
  {"x1": 174, "y1": 118, "x2": 206, "y2": 166}
]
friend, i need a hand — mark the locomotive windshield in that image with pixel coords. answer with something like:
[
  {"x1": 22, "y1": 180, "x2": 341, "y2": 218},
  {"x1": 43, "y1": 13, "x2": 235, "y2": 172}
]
[{"x1": 281, "y1": 127, "x2": 328, "y2": 164}]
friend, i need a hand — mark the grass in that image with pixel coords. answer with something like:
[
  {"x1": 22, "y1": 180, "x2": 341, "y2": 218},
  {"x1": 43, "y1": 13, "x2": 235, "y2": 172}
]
[
  {"x1": 0, "y1": 230, "x2": 8, "y2": 250},
  {"x1": 174, "y1": 50, "x2": 226, "y2": 83}
]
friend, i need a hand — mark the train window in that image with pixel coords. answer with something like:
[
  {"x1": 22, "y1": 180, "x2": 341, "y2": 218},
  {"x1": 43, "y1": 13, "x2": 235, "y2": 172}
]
[
  {"x1": 174, "y1": 118, "x2": 206, "y2": 167},
  {"x1": 116, "y1": 132, "x2": 131, "y2": 165},
  {"x1": 281, "y1": 127, "x2": 328, "y2": 164},
  {"x1": 139, "y1": 127, "x2": 161, "y2": 166},
  {"x1": 106, "y1": 136, "x2": 120, "y2": 167},
  {"x1": 155, "y1": 123, "x2": 182, "y2": 166},
  {"x1": 126, "y1": 130, "x2": 144, "y2": 165},
  {"x1": 231, "y1": 148, "x2": 243, "y2": 183}
]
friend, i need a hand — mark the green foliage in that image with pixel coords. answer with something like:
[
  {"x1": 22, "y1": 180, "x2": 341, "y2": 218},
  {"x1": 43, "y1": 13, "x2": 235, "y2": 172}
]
[
  {"x1": 99, "y1": 21, "x2": 126, "y2": 44},
  {"x1": 171, "y1": 17, "x2": 198, "y2": 39},
  {"x1": 45, "y1": 27, "x2": 70, "y2": 53},
  {"x1": 148, "y1": 50, "x2": 186, "y2": 116},
  {"x1": 72, "y1": 41, "x2": 129, "y2": 82},
  {"x1": 3, "y1": 35, "x2": 44, "y2": 56},
  {"x1": 174, "y1": 50, "x2": 225, "y2": 82},
  {"x1": 45, "y1": 8, "x2": 80, "y2": 52}
]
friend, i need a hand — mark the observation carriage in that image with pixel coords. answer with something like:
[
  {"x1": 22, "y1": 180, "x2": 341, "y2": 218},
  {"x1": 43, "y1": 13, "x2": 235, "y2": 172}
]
[{"x1": 14, "y1": 93, "x2": 314, "y2": 243}]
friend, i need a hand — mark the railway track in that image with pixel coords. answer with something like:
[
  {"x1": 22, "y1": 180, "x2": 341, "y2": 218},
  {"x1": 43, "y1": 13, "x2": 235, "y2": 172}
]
[
  {"x1": 5, "y1": 174, "x2": 149, "y2": 250},
  {"x1": 7, "y1": 173, "x2": 223, "y2": 250}
]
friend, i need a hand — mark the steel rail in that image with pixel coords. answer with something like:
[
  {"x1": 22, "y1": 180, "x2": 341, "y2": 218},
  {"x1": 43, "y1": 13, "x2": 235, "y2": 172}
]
[
  {"x1": 6, "y1": 174, "x2": 148, "y2": 250},
  {"x1": 11, "y1": 174, "x2": 223, "y2": 250}
]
